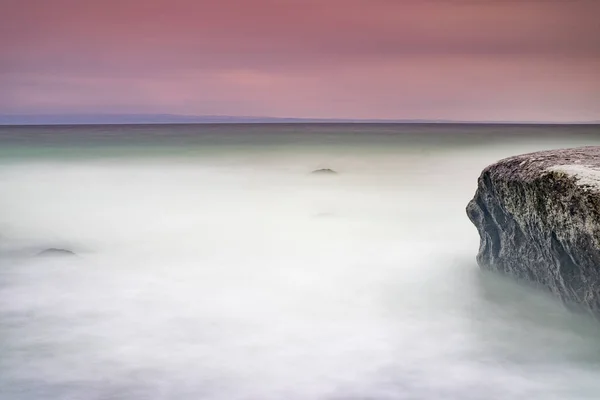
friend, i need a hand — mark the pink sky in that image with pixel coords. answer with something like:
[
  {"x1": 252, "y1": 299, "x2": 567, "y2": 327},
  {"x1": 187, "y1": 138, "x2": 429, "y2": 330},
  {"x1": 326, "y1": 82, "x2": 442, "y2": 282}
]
[{"x1": 1, "y1": 0, "x2": 599, "y2": 121}]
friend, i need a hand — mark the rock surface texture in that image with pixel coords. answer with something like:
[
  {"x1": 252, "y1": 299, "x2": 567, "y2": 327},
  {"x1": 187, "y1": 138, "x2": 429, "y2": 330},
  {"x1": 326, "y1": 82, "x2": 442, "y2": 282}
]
[{"x1": 467, "y1": 146, "x2": 600, "y2": 314}]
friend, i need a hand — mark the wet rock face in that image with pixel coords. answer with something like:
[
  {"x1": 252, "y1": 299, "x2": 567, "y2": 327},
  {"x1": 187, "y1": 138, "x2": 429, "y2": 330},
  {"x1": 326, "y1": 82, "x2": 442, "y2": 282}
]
[{"x1": 467, "y1": 146, "x2": 600, "y2": 314}]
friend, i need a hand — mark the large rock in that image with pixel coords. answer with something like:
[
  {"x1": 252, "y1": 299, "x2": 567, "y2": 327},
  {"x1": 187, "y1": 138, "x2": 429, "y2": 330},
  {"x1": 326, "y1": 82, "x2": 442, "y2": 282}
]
[{"x1": 467, "y1": 146, "x2": 600, "y2": 314}]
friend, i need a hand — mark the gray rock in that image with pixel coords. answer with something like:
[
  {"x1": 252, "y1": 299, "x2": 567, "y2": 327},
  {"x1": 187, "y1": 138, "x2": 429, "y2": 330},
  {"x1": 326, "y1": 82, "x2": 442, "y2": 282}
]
[
  {"x1": 466, "y1": 146, "x2": 600, "y2": 314},
  {"x1": 311, "y1": 168, "x2": 337, "y2": 175},
  {"x1": 37, "y1": 248, "x2": 76, "y2": 257}
]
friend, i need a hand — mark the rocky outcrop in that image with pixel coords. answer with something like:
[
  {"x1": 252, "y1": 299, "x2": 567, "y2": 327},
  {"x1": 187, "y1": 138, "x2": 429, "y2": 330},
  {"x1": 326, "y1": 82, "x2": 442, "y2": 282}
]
[{"x1": 467, "y1": 146, "x2": 600, "y2": 314}]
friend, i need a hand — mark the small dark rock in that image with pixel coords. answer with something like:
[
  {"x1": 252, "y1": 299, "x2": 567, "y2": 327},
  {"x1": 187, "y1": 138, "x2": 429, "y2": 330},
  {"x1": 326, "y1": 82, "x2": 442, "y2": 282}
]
[
  {"x1": 37, "y1": 248, "x2": 76, "y2": 257},
  {"x1": 311, "y1": 168, "x2": 337, "y2": 175}
]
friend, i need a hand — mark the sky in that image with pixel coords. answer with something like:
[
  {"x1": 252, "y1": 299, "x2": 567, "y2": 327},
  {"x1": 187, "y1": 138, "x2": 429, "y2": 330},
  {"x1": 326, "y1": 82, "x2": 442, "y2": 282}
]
[{"x1": 1, "y1": 0, "x2": 599, "y2": 122}]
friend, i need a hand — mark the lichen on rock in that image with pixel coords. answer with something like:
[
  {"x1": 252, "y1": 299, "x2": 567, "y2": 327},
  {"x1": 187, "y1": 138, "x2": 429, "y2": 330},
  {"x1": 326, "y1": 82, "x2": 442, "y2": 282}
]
[{"x1": 467, "y1": 146, "x2": 600, "y2": 314}]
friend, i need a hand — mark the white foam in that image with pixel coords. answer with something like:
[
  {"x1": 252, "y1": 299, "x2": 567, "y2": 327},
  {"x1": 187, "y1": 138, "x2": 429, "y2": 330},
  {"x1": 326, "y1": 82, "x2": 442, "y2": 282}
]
[{"x1": 1, "y1": 143, "x2": 600, "y2": 399}]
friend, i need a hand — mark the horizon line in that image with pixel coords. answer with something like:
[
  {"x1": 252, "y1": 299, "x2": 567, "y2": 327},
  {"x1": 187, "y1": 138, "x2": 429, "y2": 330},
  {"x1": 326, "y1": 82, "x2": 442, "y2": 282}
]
[{"x1": 1, "y1": 113, "x2": 599, "y2": 126}]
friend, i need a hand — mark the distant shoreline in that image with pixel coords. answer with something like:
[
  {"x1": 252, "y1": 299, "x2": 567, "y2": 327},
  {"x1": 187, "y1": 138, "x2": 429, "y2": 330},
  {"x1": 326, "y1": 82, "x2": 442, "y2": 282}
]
[
  {"x1": 0, "y1": 114, "x2": 598, "y2": 126},
  {"x1": 1, "y1": 121, "x2": 599, "y2": 128}
]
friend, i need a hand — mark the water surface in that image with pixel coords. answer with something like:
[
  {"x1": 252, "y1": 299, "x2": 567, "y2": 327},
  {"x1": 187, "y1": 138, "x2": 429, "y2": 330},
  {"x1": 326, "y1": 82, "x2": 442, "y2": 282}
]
[{"x1": 1, "y1": 124, "x2": 600, "y2": 399}]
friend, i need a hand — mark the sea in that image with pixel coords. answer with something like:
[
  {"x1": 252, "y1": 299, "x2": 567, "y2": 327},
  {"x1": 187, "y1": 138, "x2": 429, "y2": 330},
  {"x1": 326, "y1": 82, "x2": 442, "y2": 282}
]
[{"x1": 1, "y1": 123, "x2": 600, "y2": 400}]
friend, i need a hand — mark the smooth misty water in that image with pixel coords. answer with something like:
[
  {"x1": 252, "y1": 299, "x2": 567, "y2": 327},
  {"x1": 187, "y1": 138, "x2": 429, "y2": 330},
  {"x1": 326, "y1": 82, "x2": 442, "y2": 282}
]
[{"x1": 1, "y1": 124, "x2": 600, "y2": 400}]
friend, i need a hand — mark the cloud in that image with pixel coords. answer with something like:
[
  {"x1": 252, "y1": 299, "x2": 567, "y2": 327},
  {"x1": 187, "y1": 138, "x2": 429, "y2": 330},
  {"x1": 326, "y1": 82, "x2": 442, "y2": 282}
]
[
  {"x1": 2, "y1": 56, "x2": 598, "y2": 121},
  {"x1": 1, "y1": 0, "x2": 599, "y2": 120},
  {"x1": 2, "y1": 0, "x2": 599, "y2": 74}
]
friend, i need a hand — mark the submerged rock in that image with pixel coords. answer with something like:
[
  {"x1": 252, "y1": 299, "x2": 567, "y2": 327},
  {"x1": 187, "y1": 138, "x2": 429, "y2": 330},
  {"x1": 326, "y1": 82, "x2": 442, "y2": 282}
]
[
  {"x1": 467, "y1": 146, "x2": 600, "y2": 315},
  {"x1": 313, "y1": 211, "x2": 335, "y2": 218},
  {"x1": 37, "y1": 248, "x2": 76, "y2": 257},
  {"x1": 311, "y1": 168, "x2": 337, "y2": 175}
]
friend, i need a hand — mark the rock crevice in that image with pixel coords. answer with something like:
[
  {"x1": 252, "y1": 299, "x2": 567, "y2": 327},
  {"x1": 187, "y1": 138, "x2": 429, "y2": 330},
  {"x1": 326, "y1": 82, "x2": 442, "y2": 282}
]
[{"x1": 467, "y1": 146, "x2": 600, "y2": 314}]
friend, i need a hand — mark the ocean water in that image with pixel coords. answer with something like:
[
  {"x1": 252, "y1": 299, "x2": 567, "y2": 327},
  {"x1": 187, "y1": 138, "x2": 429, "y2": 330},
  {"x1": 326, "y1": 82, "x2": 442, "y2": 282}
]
[{"x1": 1, "y1": 123, "x2": 600, "y2": 400}]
